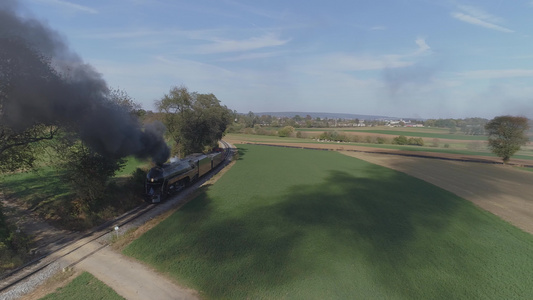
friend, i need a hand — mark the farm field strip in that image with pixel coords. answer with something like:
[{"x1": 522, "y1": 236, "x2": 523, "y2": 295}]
[
  {"x1": 124, "y1": 144, "x2": 533, "y2": 299},
  {"x1": 295, "y1": 126, "x2": 450, "y2": 133},
  {"x1": 295, "y1": 128, "x2": 486, "y2": 140},
  {"x1": 343, "y1": 129, "x2": 487, "y2": 140},
  {"x1": 225, "y1": 134, "x2": 533, "y2": 162}
]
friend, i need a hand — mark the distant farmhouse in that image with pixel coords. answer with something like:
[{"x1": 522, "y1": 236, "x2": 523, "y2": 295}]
[{"x1": 386, "y1": 119, "x2": 424, "y2": 127}]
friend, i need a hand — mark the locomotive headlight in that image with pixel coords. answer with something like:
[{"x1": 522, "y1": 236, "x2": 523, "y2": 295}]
[{"x1": 151, "y1": 178, "x2": 154, "y2": 182}]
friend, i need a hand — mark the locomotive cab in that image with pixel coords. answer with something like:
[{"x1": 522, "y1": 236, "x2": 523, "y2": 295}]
[{"x1": 146, "y1": 166, "x2": 165, "y2": 203}]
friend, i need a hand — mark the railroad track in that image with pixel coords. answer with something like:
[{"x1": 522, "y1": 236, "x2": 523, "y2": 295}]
[
  {"x1": 0, "y1": 203, "x2": 156, "y2": 294},
  {"x1": 0, "y1": 140, "x2": 234, "y2": 297}
]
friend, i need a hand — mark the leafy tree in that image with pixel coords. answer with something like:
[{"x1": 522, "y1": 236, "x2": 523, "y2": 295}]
[
  {"x1": 376, "y1": 137, "x2": 387, "y2": 144},
  {"x1": 0, "y1": 37, "x2": 62, "y2": 172},
  {"x1": 278, "y1": 126, "x2": 295, "y2": 137},
  {"x1": 318, "y1": 131, "x2": 348, "y2": 142},
  {"x1": 393, "y1": 135, "x2": 409, "y2": 145},
  {"x1": 407, "y1": 137, "x2": 424, "y2": 146},
  {"x1": 155, "y1": 86, "x2": 232, "y2": 157},
  {"x1": 449, "y1": 126, "x2": 457, "y2": 134},
  {"x1": 485, "y1": 115, "x2": 529, "y2": 163},
  {"x1": 0, "y1": 125, "x2": 58, "y2": 172},
  {"x1": 181, "y1": 93, "x2": 232, "y2": 154},
  {"x1": 259, "y1": 114, "x2": 272, "y2": 126},
  {"x1": 155, "y1": 86, "x2": 192, "y2": 157},
  {"x1": 424, "y1": 119, "x2": 436, "y2": 127},
  {"x1": 243, "y1": 111, "x2": 257, "y2": 128},
  {"x1": 57, "y1": 140, "x2": 125, "y2": 205},
  {"x1": 108, "y1": 88, "x2": 145, "y2": 118}
]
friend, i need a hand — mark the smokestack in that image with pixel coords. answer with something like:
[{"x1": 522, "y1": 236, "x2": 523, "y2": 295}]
[{"x1": 0, "y1": 0, "x2": 170, "y2": 164}]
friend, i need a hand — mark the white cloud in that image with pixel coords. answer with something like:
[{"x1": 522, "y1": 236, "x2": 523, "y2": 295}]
[
  {"x1": 318, "y1": 53, "x2": 413, "y2": 72},
  {"x1": 216, "y1": 51, "x2": 287, "y2": 62},
  {"x1": 414, "y1": 37, "x2": 430, "y2": 54},
  {"x1": 193, "y1": 33, "x2": 291, "y2": 54},
  {"x1": 83, "y1": 28, "x2": 224, "y2": 41},
  {"x1": 34, "y1": 0, "x2": 98, "y2": 14},
  {"x1": 297, "y1": 38, "x2": 430, "y2": 74},
  {"x1": 83, "y1": 28, "x2": 290, "y2": 55},
  {"x1": 457, "y1": 5, "x2": 502, "y2": 23},
  {"x1": 370, "y1": 26, "x2": 386, "y2": 31},
  {"x1": 451, "y1": 5, "x2": 513, "y2": 33},
  {"x1": 222, "y1": 0, "x2": 284, "y2": 20},
  {"x1": 452, "y1": 12, "x2": 513, "y2": 33}
]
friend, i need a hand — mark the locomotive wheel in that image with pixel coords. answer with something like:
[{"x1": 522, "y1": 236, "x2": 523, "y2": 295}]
[{"x1": 174, "y1": 180, "x2": 186, "y2": 192}]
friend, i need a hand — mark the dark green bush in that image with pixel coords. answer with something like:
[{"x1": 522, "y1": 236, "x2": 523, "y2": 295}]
[{"x1": 393, "y1": 135, "x2": 409, "y2": 145}]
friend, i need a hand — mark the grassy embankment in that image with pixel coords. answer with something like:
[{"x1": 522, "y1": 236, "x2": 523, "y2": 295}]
[
  {"x1": 124, "y1": 144, "x2": 533, "y2": 299},
  {"x1": 38, "y1": 272, "x2": 124, "y2": 300}
]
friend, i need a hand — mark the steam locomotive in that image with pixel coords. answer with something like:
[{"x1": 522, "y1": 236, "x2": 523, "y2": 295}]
[{"x1": 145, "y1": 150, "x2": 224, "y2": 203}]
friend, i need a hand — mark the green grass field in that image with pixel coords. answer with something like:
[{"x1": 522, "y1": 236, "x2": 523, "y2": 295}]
[
  {"x1": 39, "y1": 272, "x2": 124, "y2": 300},
  {"x1": 124, "y1": 144, "x2": 533, "y2": 299}
]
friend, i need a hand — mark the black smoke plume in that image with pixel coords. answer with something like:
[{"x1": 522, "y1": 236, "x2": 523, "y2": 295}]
[{"x1": 0, "y1": 1, "x2": 170, "y2": 164}]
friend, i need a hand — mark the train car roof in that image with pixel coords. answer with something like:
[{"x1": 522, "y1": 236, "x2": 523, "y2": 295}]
[{"x1": 160, "y1": 160, "x2": 193, "y2": 176}]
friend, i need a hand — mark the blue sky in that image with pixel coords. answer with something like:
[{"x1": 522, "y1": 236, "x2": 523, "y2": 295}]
[{"x1": 17, "y1": 0, "x2": 533, "y2": 119}]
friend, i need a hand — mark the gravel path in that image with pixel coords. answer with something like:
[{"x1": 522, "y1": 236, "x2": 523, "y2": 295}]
[{"x1": 64, "y1": 242, "x2": 199, "y2": 300}]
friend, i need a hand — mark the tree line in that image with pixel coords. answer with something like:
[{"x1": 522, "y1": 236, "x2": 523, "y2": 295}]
[
  {"x1": 424, "y1": 118, "x2": 489, "y2": 135},
  {"x1": 229, "y1": 112, "x2": 497, "y2": 135},
  {"x1": 228, "y1": 112, "x2": 389, "y2": 130},
  {"x1": 229, "y1": 112, "x2": 530, "y2": 164}
]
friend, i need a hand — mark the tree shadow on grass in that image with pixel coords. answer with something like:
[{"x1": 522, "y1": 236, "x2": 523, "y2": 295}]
[
  {"x1": 131, "y1": 191, "x2": 307, "y2": 298},
  {"x1": 274, "y1": 167, "x2": 533, "y2": 298},
  {"x1": 236, "y1": 147, "x2": 248, "y2": 160},
  {"x1": 0, "y1": 168, "x2": 72, "y2": 211},
  {"x1": 276, "y1": 168, "x2": 464, "y2": 296},
  {"x1": 280, "y1": 167, "x2": 459, "y2": 248},
  {"x1": 125, "y1": 163, "x2": 521, "y2": 299}
]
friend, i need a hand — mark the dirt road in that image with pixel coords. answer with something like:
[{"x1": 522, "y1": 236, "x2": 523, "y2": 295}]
[
  {"x1": 67, "y1": 242, "x2": 199, "y2": 300},
  {"x1": 18, "y1": 239, "x2": 199, "y2": 300}
]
